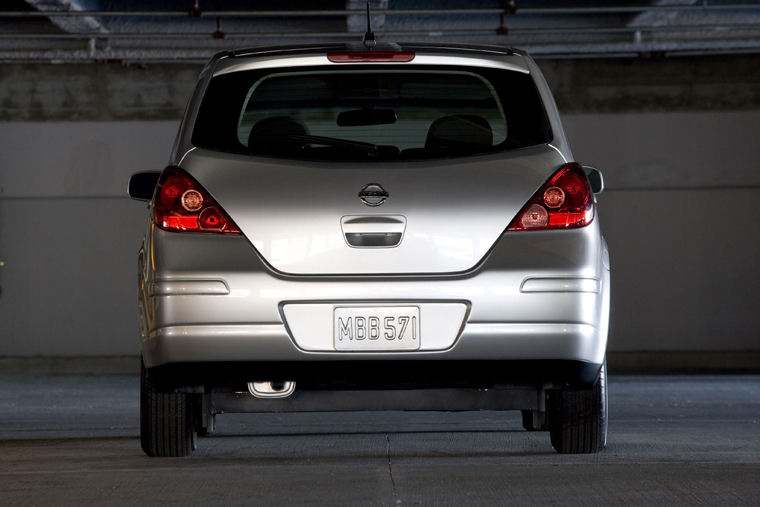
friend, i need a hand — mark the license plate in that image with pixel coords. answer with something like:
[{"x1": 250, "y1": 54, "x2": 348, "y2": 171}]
[{"x1": 334, "y1": 306, "x2": 420, "y2": 351}]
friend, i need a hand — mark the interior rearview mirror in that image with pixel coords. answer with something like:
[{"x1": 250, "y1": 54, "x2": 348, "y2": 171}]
[
  {"x1": 128, "y1": 171, "x2": 161, "y2": 201},
  {"x1": 583, "y1": 166, "x2": 604, "y2": 195}
]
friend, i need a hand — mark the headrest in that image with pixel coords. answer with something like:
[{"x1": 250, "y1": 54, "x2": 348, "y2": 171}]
[
  {"x1": 425, "y1": 115, "x2": 493, "y2": 151},
  {"x1": 248, "y1": 116, "x2": 308, "y2": 153}
]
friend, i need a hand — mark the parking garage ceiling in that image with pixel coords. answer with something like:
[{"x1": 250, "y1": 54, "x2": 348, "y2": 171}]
[{"x1": 1, "y1": 0, "x2": 760, "y2": 62}]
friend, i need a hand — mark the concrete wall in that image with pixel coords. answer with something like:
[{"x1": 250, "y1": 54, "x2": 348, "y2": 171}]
[
  {"x1": 0, "y1": 56, "x2": 758, "y2": 357},
  {"x1": 0, "y1": 121, "x2": 174, "y2": 355},
  {"x1": 566, "y1": 112, "x2": 760, "y2": 352}
]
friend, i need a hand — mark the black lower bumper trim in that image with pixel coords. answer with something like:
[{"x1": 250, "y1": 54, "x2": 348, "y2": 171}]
[{"x1": 149, "y1": 360, "x2": 602, "y2": 393}]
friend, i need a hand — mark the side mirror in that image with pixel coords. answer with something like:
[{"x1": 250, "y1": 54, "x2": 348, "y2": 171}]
[
  {"x1": 583, "y1": 166, "x2": 604, "y2": 195},
  {"x1": 128, "y1": 171, "x2": 161, "y2": 201}
]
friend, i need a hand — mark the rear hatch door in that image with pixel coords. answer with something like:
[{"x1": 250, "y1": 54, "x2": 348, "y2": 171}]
[{"x1": 182, "y1": 145, "x2": 565, "y2": 275}]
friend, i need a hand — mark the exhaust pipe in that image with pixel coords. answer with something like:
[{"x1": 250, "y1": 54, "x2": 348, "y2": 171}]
[{"x1": 248, "y1": 381, "x2": 296, "y2": 399}]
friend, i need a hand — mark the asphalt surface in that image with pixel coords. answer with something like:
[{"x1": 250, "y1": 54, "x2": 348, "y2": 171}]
[{"x1": 1, "y1": 375, "x2": 759, "y2": 506}]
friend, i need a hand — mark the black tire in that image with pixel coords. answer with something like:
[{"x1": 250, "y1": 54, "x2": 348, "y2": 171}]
[
  {"x1": 140, "y1": 360, "x2": 195, "y2": 457},
  {"x1": 521, "y1": 410, "x2": 548, "y2": 431},
  {"x1": 548, "y1": 360, "x2": 608, "y2": 454}
]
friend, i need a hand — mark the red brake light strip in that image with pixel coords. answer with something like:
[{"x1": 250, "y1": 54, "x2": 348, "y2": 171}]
[{"x1": 327, "y1": 51, "x2": 415, "y2": 63}]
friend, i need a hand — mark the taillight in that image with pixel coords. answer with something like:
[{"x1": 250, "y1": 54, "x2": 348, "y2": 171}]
[
  {"x1": 507, "y1": 163, "x2": 594, "y2": 231},
  {"x1": 327, "y1": 51, "x2": 415, "y2": 62},
  {"x1": 153, "y1": 166, "x2": 240, "y2": 234}
]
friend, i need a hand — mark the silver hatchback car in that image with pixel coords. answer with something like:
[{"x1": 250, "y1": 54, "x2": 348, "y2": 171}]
[{"x1": 129, "y1": 41, "x2": 610, "y2": 457}]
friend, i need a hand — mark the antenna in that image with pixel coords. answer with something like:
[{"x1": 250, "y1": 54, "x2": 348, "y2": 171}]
[{"x1": 362, "y1": 2, "x2": 376, "y2": 49}]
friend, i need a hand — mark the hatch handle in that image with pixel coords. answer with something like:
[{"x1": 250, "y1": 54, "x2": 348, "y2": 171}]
[{"x1": 341, "y1": 215, "x2": 406, "y2": 248}]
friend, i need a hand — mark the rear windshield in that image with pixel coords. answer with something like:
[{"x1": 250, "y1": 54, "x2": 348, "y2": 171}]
[{"x1": 192, "y1": 65, "x2": 552, "y2": 161}]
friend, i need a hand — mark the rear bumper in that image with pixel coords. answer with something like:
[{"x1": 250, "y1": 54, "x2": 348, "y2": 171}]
[
  {"x1": 148, "y1": 359, "x2": 603, "y2": 393},
  {"x1": 143, "y1": 321, "x2": 603, "y2": 367}
]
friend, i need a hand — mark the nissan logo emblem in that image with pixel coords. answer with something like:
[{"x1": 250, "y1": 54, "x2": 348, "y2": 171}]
[{"x1": 358, "y1": 183, "x2": 388, "y2": 207}]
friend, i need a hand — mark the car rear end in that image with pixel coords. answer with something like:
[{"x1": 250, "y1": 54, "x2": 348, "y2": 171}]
[{"x1": 131, "y1": 43, "x2": 610, "y2": 456}]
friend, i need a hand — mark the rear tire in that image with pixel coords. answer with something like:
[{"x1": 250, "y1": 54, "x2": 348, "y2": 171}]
[
  {"x1": 548, "y1": 360, "x2": 608, "y2": 454},
  {"x1": 140, "y1": 360, "x2": 195, "y2": 457}
]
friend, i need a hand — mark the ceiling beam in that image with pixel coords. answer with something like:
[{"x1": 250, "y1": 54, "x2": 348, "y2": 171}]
[{"x1": 24, "y1": 0, "x2": 108, "y2": 34}]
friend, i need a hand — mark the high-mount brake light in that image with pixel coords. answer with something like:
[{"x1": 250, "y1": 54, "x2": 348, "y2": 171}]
[
  {"x1": 327, "y1": 51, "x2": 415, "y2": 62},
  {"x1": 153, "y1": 166, "x2": 240, "y2": 234},
  {"x1": 507, "y1": 163, "x2": 594, "y2": 231}
]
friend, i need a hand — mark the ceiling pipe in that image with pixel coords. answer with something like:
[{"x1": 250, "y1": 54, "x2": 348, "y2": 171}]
[
  {"x1": 3, "y1": 24, "x2": 759, "y2": 39},
  {"x1": 2, "y1": 4, "x2": 760, "y2": 18},
  {"x1": 4, "y1": 41, "x2": 760, "y2": 64}
]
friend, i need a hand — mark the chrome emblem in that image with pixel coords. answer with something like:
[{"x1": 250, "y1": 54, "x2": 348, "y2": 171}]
[{"x1": 358, "y1": 183, "x2": 388, "y2": 207}]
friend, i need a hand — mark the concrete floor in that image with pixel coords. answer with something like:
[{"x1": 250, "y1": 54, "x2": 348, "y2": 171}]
[{"x1": 0, "y1": 375, "x2": 758, "y2": 506}]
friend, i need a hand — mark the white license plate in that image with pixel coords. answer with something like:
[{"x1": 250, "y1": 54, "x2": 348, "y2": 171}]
[{"x1": 334, "y1": 306, "x2": 420, "y2": 351}]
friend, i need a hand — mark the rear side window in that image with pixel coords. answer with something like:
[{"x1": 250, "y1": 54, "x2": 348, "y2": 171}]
[{"x1": 192, "y1": 65, "x2": 552, "y2": 161}]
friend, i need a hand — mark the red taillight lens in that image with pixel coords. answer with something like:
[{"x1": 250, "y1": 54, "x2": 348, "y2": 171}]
[
  {"x1": 327, "y1": 51, "x2": 415, "y2": 62},
  {"x1": 153, "y1": 166, "x2": 240, "y2": 234},
  {"x1": 507, "y1": 163, "x2": 594, "y2": 231}
]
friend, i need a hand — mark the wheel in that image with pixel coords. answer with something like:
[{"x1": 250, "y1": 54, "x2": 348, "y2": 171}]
[
  {"x1": 521, "y1": 410, "x2": 548, "y2": 431},
  {"x1": 140, "y1": 360, "x2": 195, "y2": 457},
  {"x1": 548, "y1": 360, "x2": 608, "y2": 454}
]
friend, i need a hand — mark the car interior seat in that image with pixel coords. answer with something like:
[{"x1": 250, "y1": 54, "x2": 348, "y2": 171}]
[
  {"x1": 425, "y1": 115, "x2": 493, "y2": 152},
  {"x1": 248, "y1": 116, "x2": 309, "y2": 154}
]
